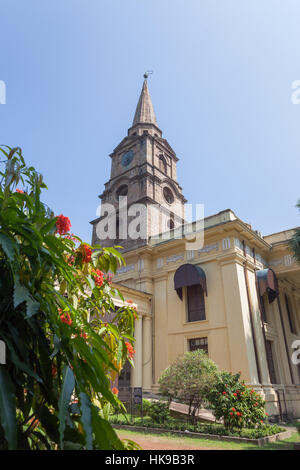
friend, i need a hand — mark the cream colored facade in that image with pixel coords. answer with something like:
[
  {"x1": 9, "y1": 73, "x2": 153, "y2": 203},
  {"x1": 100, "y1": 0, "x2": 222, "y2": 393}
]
[
  {"x1": 112, "y1": 211, "x2": 300, "y2": 419},
  {"x1": 91, "y1": 79, "x2": 300, "y2": 420}
]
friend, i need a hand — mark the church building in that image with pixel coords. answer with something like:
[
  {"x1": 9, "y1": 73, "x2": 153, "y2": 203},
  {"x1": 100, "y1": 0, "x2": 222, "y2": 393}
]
[{"x1": 90, "y1": 76, "x2": 300, "y2": 420}]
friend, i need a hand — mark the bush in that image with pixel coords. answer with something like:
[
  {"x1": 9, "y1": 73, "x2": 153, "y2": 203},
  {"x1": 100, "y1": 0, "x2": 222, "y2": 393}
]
[
  {"x1": 147, "y1": 400, "x2": 170, "y2": 424},
  {"x1": 109, "y1": 414, "x2": 284, "y2": 438},
  {"x1": 159, "y1": 349, "x2": 218, "y2": 421},
  {"x1": 208, "y1": 371, "x2": 267, "y2": 430}
]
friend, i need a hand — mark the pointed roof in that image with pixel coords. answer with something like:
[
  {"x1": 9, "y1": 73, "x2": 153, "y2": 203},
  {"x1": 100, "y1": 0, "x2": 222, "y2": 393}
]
[{"x1": 132, "y1": 79, "x2": 158, "y2": 126}]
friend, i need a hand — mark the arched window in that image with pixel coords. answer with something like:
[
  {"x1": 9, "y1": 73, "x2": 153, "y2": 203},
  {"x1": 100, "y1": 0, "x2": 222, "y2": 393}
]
[
  {"x1": 174, "y1": 264, "x2": 207, "y2": 322},
  {"x1": 187, "y1": 284, "x2": 206, "y2": 322},
  {"x1": 159, "y1": 155, "x2": 167, "y2": 174},
  {"x1": 163, "y1": 186, "x2": 174, "y2": 204},
  {"x1": 167, "y1": 218, "x2": 174, "y2": 229},
  {"x1": 116, "y1": 184, "x2": 128, "y2": 199}
]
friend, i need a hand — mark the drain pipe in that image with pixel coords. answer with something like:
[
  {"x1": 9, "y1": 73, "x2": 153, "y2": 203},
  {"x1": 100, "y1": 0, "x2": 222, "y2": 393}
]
[{"x1": 242, "y1": 241, "x2": 262, "y2": 384}]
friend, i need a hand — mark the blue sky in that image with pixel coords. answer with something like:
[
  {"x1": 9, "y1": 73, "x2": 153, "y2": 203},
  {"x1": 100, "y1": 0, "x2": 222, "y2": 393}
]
[{"x1": 1, "y1": 0, "x2": 300, "y2": 242}]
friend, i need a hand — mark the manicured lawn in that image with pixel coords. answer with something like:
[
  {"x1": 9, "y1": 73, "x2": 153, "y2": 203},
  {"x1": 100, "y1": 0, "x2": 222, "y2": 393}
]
[{"x1": 117, "y1": 429, "x2": 300, "y2": 451}]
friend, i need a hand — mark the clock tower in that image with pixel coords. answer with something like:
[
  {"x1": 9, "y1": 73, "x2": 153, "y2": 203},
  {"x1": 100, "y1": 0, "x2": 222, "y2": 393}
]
[{"x1": 91, "y1": 75, "x2": 186, "y2": 251}]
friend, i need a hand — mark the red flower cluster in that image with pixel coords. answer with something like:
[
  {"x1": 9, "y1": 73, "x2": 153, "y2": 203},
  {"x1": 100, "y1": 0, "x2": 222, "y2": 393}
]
[
  {"x1": 112, "y1": 387, "x2": 119, "y2": 396},
  {"x1": 16, "y1": 188, "x2": 25, "y2": 194},
  {"x1": 82, "y1": 244, "x2": 92, "y2": 263},
  {"x1": 56, "y1": 214, "x2": 71, "y2": 235},
  {"x1": 52, "y1": 365, "x2": 57, "y2": 378},
  {"x1": 64, "y1": 233, "x2": 77, "y2": 242},
  {"x1": 60, "y1": 310, "x2": 72, "y2": 326},
  {"x1": 125, "y1": 341, "x2": 136, "y2": 359},
  {"x1": 222, "y1": 391, "x2": 227, "y2": 395},
  {"x1": 92, "y1": 269, "x2": 104, "y2": 287}
]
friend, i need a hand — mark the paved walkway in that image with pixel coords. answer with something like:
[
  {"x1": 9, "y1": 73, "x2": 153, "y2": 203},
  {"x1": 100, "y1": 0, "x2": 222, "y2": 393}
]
[
  {"x1": 118, "y1": 432, "x2": 222, "y2": 450},
  {"x1": 169, "y1": 402, "x2": 216, "y2": 422}
]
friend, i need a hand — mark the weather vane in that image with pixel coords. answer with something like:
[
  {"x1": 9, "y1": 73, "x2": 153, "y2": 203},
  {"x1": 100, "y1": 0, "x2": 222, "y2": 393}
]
[{"x1": 144, "y1": 70, "x2": 153, "y2": 79}]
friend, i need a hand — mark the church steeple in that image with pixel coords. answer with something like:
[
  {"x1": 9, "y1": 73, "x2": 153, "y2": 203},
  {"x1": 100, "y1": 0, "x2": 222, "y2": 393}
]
[
  {"x1": 91, "y1": 75, "x2": 186, "y2": 251},
  {"x1": 128, "y1": 76, "x2": 162, "y2": 138},
  {"x1": 133, "y1": 78, "x2": 158, "y2": 126}
]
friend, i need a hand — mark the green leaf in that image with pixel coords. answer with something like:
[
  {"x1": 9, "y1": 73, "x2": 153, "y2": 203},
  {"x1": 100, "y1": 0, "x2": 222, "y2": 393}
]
[
  {"x1": 0, "y1": 232, "x2": 16, "y2": 261},
  {"x1": 3, "y1": 337, "x2": 42, "y2": 383},
  {"x1": 79, "y1": 392, "x2": 93, "y2": 450},
  {"x1": 58, "y1": 365, "x2": 75, "y2": 449},
  {"x1": 91, "y1": 405, "x2": 124, "y2": 450},
  {"x1": 13, "y1": 277, "x2": 30, "y2": 308},
  {"x1": 25, "y1": 296, "x2": 40, "y2": 318},
  {"x1": 50, "y1": 334, "x2": 61, "y2": 359},
  {"x1": 40, "y1": 218, "x2": 56, "y2": 236},
  {"x1": 0, "y1": 367, "x2": 17, "y2": 449}
]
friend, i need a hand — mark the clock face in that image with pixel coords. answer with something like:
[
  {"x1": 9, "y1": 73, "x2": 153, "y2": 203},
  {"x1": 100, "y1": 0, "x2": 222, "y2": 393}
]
[{"x1": 121, "y1": 150, "x2": 134, "y2": 167}]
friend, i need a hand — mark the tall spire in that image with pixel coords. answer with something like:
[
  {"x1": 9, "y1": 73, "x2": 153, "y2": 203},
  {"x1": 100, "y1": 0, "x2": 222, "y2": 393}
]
[{"x1": 132, "y1": 78, "x2": 158, "y2": 126}]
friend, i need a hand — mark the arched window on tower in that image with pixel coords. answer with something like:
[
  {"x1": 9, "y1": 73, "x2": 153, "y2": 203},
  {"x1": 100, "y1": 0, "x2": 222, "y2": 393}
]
[{"x1": 159, "y1": 155, "x2": 167, "y2": 174}]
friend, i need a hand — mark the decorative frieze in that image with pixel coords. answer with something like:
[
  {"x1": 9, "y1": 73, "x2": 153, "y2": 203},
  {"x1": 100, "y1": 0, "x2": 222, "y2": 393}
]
[
  {"x1": 166, "y1": 254, "x2": 184, "y2": 264},
  {"x1": 269, "y1": 259, "x2": 282, "y2": 267},
  {"x1": 116, "y1": 264, "x2": 135, "y2": 274},
  {"x1": 198, "y1": 243, "x2": 218, "y2": 255}
]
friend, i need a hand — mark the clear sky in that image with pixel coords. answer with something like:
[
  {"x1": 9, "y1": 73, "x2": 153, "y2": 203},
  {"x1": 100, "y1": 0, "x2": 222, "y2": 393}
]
[{"x1": 1, "y1": 0, "x2": 300, "y2": 242}]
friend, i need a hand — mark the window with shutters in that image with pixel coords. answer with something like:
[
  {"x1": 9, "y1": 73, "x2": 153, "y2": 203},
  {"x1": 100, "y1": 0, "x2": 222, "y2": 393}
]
[
  {"x1": 187, "y1": 284, "x2": 206, "y2": 322},
  {"x1": 189, "y1": 337, "x2": 208, "y2": 353},
  {"x1": 265, "y1": 340, "x2": 277, "y2": 384},
  {"x1": 285, "y1": 294, "x2": 297, "y2": 334}
]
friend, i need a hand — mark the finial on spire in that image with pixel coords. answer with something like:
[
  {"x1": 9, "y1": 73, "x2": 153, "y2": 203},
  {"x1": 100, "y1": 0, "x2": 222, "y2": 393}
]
[
  {"x1": 143, "y1": 70, "x2": 153, "y2": 79},
  {"x1": 132, "y1": 72, "x2": 157, "y2": 126}
]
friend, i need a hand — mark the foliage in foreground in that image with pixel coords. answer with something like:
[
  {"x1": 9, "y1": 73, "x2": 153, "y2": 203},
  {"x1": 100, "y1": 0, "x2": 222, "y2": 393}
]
[
  {"x1": 158, "y1": 349, "x2": 218, "y2": 421},
  {"x1": 0, "y1": 146, "x2": 138, "y2": 450}
]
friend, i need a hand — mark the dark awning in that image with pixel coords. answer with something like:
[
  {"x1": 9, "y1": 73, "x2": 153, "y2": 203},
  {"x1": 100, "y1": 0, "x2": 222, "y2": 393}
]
[
  {"x1": 174, "y1": 263, "x2": 207, "y2": 300},
  {"x1": 256, "y1": 268, "x2": 279, "y2": 303}
]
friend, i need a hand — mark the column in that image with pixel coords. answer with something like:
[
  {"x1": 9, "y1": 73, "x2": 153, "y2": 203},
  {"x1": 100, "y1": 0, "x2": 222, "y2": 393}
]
[
  {"x1": 142, "y1": 316, "x2": 152, "y2": 391},
  {"x1": 131, "y1": 315, "x2": 143, "y2": 388}
]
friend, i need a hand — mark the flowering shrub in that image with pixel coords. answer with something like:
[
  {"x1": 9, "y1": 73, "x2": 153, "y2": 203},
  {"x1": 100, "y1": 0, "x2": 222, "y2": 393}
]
[
  {"x1": 208, "y1": 371, "x2": 267, "y2": 430},
  {"x1": 0, "y1": 146, "x2": 138, "y2": 450}
]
